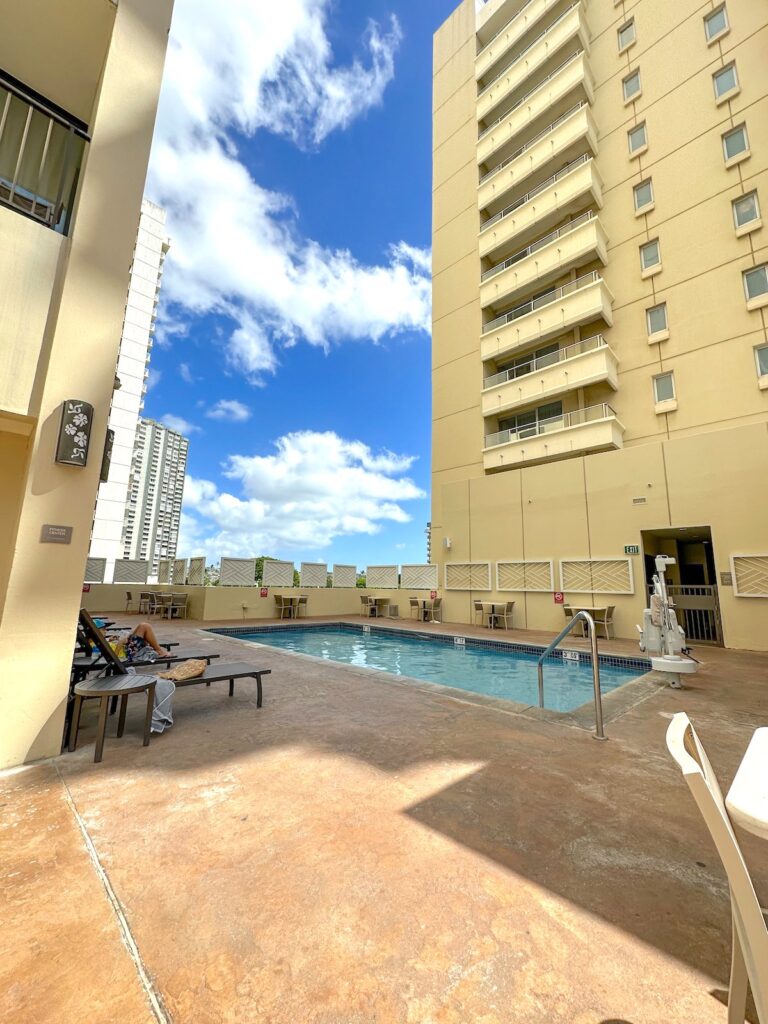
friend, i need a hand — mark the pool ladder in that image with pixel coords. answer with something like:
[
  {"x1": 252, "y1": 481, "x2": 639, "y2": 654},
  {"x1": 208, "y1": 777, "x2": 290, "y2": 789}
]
[{"x1": 536, "y1": 611, "x2": 606, "y2": 741}]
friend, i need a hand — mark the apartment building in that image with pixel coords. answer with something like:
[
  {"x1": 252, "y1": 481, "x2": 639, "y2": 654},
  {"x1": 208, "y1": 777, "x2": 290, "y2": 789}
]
[
  {"x1": 0, "y1": 0, "x2": 174, "y2": 768},
  {"x1": 88, "y1": 200, "x2": 170, "y2": 581},
  {"x1": 432, "y1": 0, "x2": 768, "y2": 649},
  {"x1": 123, "y1": 418, "x2": 189, "y2": 576}
]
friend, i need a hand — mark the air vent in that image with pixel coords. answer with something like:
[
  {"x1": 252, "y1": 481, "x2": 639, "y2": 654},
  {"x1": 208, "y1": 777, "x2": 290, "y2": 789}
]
[{"x1": 632, "y1": 497, "x2": 648, "y2": 505}]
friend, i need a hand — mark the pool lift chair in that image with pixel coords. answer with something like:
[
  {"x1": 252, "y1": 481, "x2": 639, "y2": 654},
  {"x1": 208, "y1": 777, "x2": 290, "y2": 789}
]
[{"x1": 637, "y1": 555, "x2": 698, "y2": 688}]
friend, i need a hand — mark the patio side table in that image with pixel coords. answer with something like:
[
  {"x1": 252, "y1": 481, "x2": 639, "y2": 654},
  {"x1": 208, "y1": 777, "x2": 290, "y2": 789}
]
[{"x1": 69, "y1": 675, "x2": 157, "y2": 763}]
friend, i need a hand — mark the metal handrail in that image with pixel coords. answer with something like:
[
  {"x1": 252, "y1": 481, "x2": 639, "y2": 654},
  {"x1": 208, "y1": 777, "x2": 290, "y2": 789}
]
[
  {"x1": 478, "y1": 3, "x2": 581, "y2": 98},
  {"x1": 537, "y1": 611, "x2": 606, "y2": 739},
  {"x1": 482, "y1": 270, "x2": 601, "y2": 334},
  {"x1": 484, "y1": 401, "x2": 617, "y2": 449},
  {"x1": 476, "y1": 0, "x2": 538, "y2": 58},
  {"x1": 478, "y1": 50, "x2": 583, "y2": 141},
  {"x1": 479, "y1": 100, "x2": 588, "y2": 184},
  {"x1": 481, "y1": 153, "x2": 591, "y2": 231},
  {"x1": 482, "y1": 210, "x2": 595, "y2": 281},
  {"x1": 483, "y1": 333, "x2": 606, "y2": 390}
]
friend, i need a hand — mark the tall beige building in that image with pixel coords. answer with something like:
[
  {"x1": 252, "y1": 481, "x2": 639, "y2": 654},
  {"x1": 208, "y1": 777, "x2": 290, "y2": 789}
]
[
  {"x1": 432, "y1": 0, "x2": 768, "y2": 649},
  {"x1": 0, "y1": 0, "x2": 174, "y2": 768}
]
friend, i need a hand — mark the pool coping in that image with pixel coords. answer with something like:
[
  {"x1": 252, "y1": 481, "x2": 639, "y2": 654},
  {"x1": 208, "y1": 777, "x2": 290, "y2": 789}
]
[{"x1": 204, "y1": 621, "x2": 664, "y2": 733}]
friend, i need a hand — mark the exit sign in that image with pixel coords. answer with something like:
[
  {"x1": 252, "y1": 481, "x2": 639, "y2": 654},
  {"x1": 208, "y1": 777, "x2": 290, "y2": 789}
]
[{"x1": 624, "y1": 544, "x2": 640, "y2": 555}]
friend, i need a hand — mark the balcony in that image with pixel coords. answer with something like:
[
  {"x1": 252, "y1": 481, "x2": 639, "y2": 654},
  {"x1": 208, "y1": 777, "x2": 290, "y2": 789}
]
[
  {"x1": 478, "y1": 51, "x2": 593, "y2": 168},
  {"x1": 479, "y1": 154, "x2": 602, "y2": 262},
  {"x1": 478, "y1": 102, "x2": 597, "y2": 215},
  {"x1": 481, "y1": 334, "x2": 618, "y2": 417},
  {"x1": 483, "y1": 402, "x2": 624, "y2": 469},
  {"x1": 477, "y1": 3, "x2": 589, "y2": 125},
  {"x1": 480, "y1": 271, "x2": 613, "y2": 362},
  {"x1": 480, "y1": 211, "x2": 607, "y2": 309},
  {"x1": 0, "y1": 76, "x2": 88, "y2": 234},
  {"x1": 476, "y1": 0, "x2": 577, "y2": 81}
]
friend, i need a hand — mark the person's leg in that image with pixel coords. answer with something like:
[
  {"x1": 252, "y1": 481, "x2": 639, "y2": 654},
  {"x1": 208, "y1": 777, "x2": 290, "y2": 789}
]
[{"x1": 131, "y1": 622, "x2": 170, "y2": 656}]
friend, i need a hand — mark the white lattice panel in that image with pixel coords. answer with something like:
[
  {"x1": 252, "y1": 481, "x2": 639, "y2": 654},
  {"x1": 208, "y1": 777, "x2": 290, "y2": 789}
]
[
  {"x1": 262, "y1": 559, "x2": 294, "y2": 587},
  {"x1": 496, "y1": 560, "x2": 554, "y2": 592},
  {"x1": 157, "y1": 560, "x2": 171, "y2": 584},
  {"x1": 367, "y1": 565, "x2": 398, "y2": 589},
  {"x1": 400, "y1": 564, "x2": 438, "y2": 590},
  {"x1": 113, "y1": 559, "x2": 150, "y2": 584},
  {"x1": 445, "y1": 562, "x2": 492, "y2": 591},
  {"x1": 187, "y1": 557, "x2": 205, "y2": 586},
  {"x1": 172, "y1": 559, "x2": 188, "y2": 585},
  {"x1": 731, "y1": 555, "x2": 768, "y2": 597},
  {"x1": 84, "y1": 557, "x2": 106, "y2": 583},
  {"x1": 332, "y1": 564, "x2": 357, "y2": 588},
  {"x1": 220, "y1": 557, "x2": 256, "y2": 587},
  {"x1": 300, "y1": 562, "x2": 328, "y2": 588},
  {"x1": 560, "y1": 558, "x2": 634, "y2": 595}
]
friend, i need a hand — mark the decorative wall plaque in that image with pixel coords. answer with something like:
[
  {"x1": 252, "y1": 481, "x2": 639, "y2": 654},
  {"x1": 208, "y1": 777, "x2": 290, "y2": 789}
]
[{"x1": 55, "y1": 400, "x2": 94, "y2": 467}]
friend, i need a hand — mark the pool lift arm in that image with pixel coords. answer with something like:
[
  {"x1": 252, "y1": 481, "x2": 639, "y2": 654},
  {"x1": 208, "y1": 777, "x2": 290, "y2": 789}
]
[{"x1": 637, "y1": 555, "x2": 698, "y2": 688}]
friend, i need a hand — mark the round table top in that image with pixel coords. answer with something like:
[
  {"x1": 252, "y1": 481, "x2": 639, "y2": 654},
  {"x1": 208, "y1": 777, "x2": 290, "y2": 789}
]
[
  {"x1": 726, "y1": 727, "x2": 768, "y2": 841},
  {"x1": 74, "y1": 674, "x2": 158, "y2": 697}
]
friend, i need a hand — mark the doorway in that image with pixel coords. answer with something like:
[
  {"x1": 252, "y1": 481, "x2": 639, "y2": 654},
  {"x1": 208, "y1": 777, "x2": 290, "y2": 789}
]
[{"x1": 641, "y1": 526, "x2": 722, "y2": 645}]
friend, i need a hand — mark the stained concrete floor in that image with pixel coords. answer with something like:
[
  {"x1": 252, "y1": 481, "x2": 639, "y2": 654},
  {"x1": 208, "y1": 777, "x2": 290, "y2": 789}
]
[{"x1": 2, "y1": 617, "x2": 767, "y2": 1023}]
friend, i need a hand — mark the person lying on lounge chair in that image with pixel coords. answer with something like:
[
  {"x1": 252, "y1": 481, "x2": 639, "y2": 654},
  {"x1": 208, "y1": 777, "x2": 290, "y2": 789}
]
[{"x1": 85, "y1": 622, "x2": 171, "y2": 663}]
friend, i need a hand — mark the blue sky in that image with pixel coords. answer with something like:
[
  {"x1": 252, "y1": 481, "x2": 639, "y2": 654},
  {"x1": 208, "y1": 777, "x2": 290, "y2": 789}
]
[{"x1": 143, "y1": 0, "x2": 459, "y2": 570}]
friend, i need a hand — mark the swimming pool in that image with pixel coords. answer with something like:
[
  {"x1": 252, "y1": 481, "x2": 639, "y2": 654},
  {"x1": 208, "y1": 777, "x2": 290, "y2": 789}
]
[{"x1": 210, "y1": 624, "x2": 648, "y2": 713}]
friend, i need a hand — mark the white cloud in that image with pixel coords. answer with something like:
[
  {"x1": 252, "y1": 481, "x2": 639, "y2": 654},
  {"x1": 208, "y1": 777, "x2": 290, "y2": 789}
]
[
  {"x1": 145, "y1": 368, "x2": 162, "y2": 392},
  {"x1": 206, "y1": 399, "x2": 251, "y2": 422},
  {"x1": 161, "y1": 414, "x2": 200, "y2": 436},
  {"x1": 179, "y1": 430, "x2": 425, "y2": 556},
  {"x1": 148, "y1": 0, "x2": 431, "y2": 382},
  {"x1": 179, "y1": 362, "x2": 195, "y2": 384}
]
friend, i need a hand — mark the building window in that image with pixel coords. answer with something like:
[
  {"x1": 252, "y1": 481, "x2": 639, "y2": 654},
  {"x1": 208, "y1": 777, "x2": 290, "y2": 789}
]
[
  {"x1": 704, "y1": 5, "x2": 729, "y2": 43},
  {"x1": 713, "y1": 63, "x2": 738, "y2": 101},
  {"x1": 623, "y1": 70, "x2": 642, "y2": 102},
  {"x1": 618, "y1": 19, "x2": 636, "y2": 52},
  {"x1": 653, "y1": 372, "x2": 675, "y2": 404},
  {"x1": 733, "y1": 191, "x2": 760, "y2": 230},
  {"x1": 722, "y1": 124, "x2": 749, "y2": 164},
  {"x1": 640, "y1": 238, "x2": 661, "y2": 272},
  {"x1": 628, "y1": 122, "x2": 647, "y2": 155},
  {"x1": 633, "y1": 179, "x2": 654, "y2": 212},
  {"x1": 743, "y1": 264, "x2": 768, "y2": 303},
  {"x1": 755, "y1": 345, "x2": 768, "y2": 378},
  {"x1": 646, "y1": 303, "x2": 668, "y2": 337}
]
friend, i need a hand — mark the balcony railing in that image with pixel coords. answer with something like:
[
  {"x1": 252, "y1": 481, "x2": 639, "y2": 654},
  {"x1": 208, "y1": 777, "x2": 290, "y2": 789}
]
[
  {"x1": 482, "y1": 270, "x2": 601, "y2": 334},
  {"x1": 483, "y1": 332, "x2": 605, "y2": 389},
  {"x1": 478, "y1": 50, "x2": 584, "y2": 141},
  {"x1": 477, "y1": 0, "x2": 539, "y2": 58},
  {"x1": 478, "y1": 3, "x2": 581, "y2": 98},
  {"x1": 482, "y1": 210, "x2": 595, "y2": 282},
  {"x1": 480, "y1": 101, "x2": 588, "y2": 184},
  {"x1": 0, "y1": 74, "x2": 88, "y2": 234},
  {"x1": 484, "y1": 402, "x2": 618, "y2": 449},
  {"x1": 481, "y1": 153, "x2": 591, "y2": 231}
]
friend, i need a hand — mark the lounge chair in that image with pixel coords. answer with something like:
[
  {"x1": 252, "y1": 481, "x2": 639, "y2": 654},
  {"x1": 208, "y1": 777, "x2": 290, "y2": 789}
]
[{"x1": 68, "y1": 610, "x2": 271, "y2": 757}]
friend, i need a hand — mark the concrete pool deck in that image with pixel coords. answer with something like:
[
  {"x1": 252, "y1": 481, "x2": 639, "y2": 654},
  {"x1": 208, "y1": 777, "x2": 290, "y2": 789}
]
[{"x1": 2, "y1": 615, "x2": 767, "y2": 1022}]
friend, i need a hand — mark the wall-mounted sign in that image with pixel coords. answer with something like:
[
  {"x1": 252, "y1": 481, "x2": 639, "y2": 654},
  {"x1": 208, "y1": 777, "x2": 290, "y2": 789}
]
[
  {"x1": 55, "y1": 400, "x2": 94, "y2": 467},
  {"x1": 41, "y1": 524, "x2": 73, "y2": 544},
  {"x1": 260, "y1": 587, "x2": 268, "y2": 598},
  {"x1": 720, "y1": 571, "x2": 733, "y2": 587},
  {"x1": 624, "y1": 544, "x2": 640, "y2": 555},
  {"x1": 82, "y1": 583, "x2": 91, "y2": 593},
  {"x1": 100, "y1": 428, "x2": 114, "y2": 483},
  {"x1": 553, "y1": 591, "x2": 564, "y2": 605}
]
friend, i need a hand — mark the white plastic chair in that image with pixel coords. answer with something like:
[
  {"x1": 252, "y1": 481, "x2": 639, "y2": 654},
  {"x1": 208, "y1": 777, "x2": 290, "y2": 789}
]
[{"x1": 666, "y1": 713, "x2": 768, "y2": 1024}]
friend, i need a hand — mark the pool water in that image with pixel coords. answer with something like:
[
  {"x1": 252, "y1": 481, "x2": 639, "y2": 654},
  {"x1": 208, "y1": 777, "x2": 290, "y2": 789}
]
[{"x1": 226, "y1": 626, "x2": 644, "y2": 713}]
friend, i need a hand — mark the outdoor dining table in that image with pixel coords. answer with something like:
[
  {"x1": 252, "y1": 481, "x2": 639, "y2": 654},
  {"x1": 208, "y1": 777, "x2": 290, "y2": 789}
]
[
  {"x1": 481, "y1": 601, "x2": 507, "y2": 629},
  {"x1": 368, "y1": 597, "x2": 390, "y2": 617},
  {"x1": 564, "y1": 604, "x2": 608, "y2": 635}
]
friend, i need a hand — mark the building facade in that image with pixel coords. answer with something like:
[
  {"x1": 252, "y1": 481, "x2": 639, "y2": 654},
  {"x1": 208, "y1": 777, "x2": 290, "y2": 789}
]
[
  {"x1": 432, "y1": 0, "x2": 768, "y2": 649},
  {"x1": 89, "y1": 199, "x2": 170, "y2": 581},
  {"x1": 0, "y1": 0, "x2": 175, "y2": 768},
  {"x1": 123, "y1": 418, "x2": 189, "y2": 576}
]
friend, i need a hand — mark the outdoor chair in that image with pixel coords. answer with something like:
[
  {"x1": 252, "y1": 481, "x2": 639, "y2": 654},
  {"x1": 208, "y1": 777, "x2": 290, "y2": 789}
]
[
  {"x1": 274, "y1": 595, "x2": 292, "y2": 620},
  {"x1": 169, "y1": 593, "x2": 188, "y2": 620},
  {"x1": 593, "y1": 605, "x2": 615, "y2": 639},
  {"x1": 296, "y1": 595, "x2": 308, "y2": 618},
  {"x1": 563, "y1": 605, "x2": 586, "y2": 637},
  {"x1": 154, "y1": 593, "x2": 173, "y2": 618},
  {"x1": 69, "y1": 610, "x2": 270, "y2": 761},
  {"x1": 425, "y1": 598, "x2": 442, "y2": 623},
  {"x1": 492, "y1": 601, "x2": 514, "y2": 629},
  {"x1": 138, "y1": 591, "x2": 154, "y2": 615},
  {"x1": 125, "y1": 591, "x2": 135, "y2": 613},
  {"x1": 666, "y1": 713, "x2": 768, "y2": 1024},
  {"x1": 387, "y1": 602, "x2": 399, "y2": 618},
  {"x1": 360, "y1": 595, "x2": 373, "y2": 617},
  {"x1": 473, "y1": 600, "x2": 485, "y2": 626},
  {"x1": 409, "y1": 598, "x2": 420, "y2": 620}
]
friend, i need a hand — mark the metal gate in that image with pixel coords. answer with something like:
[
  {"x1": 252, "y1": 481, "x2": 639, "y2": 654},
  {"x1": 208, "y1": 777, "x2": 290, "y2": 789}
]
[{"x1": 648, "y1": 585, "x2": 722, "y2": 645}]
